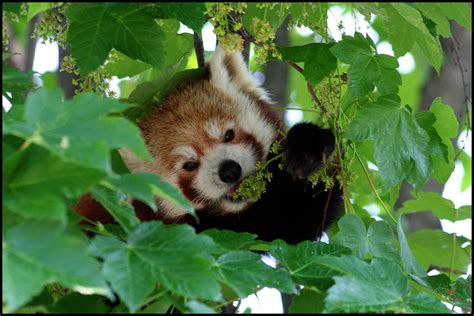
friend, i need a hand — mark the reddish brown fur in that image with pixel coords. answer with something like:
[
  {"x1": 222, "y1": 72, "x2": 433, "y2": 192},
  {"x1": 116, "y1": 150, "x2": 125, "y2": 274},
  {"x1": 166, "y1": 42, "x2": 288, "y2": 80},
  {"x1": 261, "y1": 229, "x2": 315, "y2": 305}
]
[
  {"x1": 239, "y1": 131, "x2": 265, "y2": 161},
  {"x1": 140, "y1": 80, "x2": 238, "y2": 173}
]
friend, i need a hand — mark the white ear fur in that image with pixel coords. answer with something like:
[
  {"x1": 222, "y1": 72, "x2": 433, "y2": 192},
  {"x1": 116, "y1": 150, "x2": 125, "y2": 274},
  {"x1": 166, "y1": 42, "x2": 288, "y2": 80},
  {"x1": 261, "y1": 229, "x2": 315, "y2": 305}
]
[
  {"x1": 208, "y1": 46, "x2": 273, "y2": 103},
  {"x1": 208, "y1": 46, "x2": 233, "y2": 91}
]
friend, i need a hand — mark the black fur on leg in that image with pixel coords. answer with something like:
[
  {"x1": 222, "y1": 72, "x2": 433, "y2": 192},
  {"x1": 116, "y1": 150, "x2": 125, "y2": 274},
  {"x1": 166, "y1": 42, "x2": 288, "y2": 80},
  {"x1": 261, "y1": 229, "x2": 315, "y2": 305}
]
[{"x1": 284, "y1": 122, "x2": 335, "y2": 180}]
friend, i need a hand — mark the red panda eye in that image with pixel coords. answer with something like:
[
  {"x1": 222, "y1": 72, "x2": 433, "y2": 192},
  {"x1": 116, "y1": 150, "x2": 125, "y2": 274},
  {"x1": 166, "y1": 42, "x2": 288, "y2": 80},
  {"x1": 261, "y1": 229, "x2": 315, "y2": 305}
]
[
  {"x1": 224, "y1": 129, "x2": 234, "y2": 142},
  {"x1": 183, "y1": 161, "x2": 199, "y2": 171}
]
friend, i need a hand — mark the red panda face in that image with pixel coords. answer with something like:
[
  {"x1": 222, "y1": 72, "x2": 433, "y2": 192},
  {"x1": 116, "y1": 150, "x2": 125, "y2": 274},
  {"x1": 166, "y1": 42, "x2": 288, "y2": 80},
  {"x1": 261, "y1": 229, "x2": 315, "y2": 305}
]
[{"x1": 120, "y1": 48, "x2": 283, "y2": 218}]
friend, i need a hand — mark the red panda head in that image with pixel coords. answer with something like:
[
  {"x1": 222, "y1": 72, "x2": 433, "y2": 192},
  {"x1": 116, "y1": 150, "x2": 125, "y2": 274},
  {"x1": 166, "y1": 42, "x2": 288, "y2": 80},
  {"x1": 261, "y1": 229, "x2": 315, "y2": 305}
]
[{"x1": 120, "y1": 47, "x2": 283, "y2": 218}]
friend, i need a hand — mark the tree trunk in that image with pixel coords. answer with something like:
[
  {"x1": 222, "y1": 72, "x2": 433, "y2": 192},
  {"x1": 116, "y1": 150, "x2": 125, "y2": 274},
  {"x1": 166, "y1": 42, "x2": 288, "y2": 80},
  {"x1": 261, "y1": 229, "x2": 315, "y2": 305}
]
[
  {"x1": 7, "y1": 15, "x2": 38, "y2": 71},
  {"x1": 263, "y1": 18, "x2": 290, "y2": 111},
  {"x1": 58, "y1": 45, "x2": 79, "y2": 100}
]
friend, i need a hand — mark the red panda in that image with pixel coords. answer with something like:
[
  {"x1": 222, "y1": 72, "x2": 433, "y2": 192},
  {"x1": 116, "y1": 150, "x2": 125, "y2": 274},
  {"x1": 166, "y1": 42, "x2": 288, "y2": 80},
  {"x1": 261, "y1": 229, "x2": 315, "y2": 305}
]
[{"x1": 74, "y1": 47, "x2": 342, "y2": 244}]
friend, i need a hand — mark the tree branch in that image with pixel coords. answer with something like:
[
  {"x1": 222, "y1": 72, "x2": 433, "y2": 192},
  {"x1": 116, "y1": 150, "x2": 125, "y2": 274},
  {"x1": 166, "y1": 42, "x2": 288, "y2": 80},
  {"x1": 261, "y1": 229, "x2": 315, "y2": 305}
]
[
  {"x1": 287, "y1": 61, "x2": 323, "y2": 108},
  {"x1": 193, "y1": 32, "x2": 205, "y2": 68}
]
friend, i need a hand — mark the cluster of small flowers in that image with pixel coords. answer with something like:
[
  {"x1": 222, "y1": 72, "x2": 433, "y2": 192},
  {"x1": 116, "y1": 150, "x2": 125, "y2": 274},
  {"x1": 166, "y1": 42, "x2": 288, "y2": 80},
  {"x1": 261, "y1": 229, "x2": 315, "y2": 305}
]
[
  {"x1": 31, "y1": 4, "x2": 68, "y2": 48},
  {"x1": 308, "y1": 164, "x2": 335, "y2": 190},
  {"x1": 19, "y1": 3, "x2": 28, "y2": 16},
  {"x1": 234, "y1": 139, "x2": 282, "y2": 201},
  {"x1": 207, "y1": 3, "x2": 246, "y2": 53},
  {"x1": 234, "y1": 160, "x2": 273, "y2": 202},
  {"x1": 2, "y1": 8, "x2": 25, "y2": 52},
  {"x1": 60, "y1": 55, "x2": 116, "y2": 97},
  {"x1": 288, "y1": 3, "x2": 327, "y2": 38},
  {"x1": 2, "y1": 12, "x2": 9, "y2": 51},
  {"x1": 316, "y1": 74, "x2": 341, "y2": 126},
  {"x1": 219, "y1": 33, "x2": 244, "y2": 52},
  {"x1": 250, "y1": 17, "x2": 282, "y2": 64}
]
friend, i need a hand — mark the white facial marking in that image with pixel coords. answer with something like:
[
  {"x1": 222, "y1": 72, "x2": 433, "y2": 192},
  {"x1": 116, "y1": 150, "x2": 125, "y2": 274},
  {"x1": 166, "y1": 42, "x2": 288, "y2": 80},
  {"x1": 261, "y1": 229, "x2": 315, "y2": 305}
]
[
  {"x1": 205, "y1": 120, "x2": 222, "y2": 139},
  {"x1": 172, "y1": 146, "x2": 197, "y2": 160},
  {"x1": 196, "y1": 143, "x2": 256, "y2": 200}
]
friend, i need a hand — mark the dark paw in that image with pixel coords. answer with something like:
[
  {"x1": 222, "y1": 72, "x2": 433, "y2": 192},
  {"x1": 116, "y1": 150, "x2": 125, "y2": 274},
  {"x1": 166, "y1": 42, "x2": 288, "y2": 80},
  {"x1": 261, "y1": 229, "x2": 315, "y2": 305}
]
[{"x1": 283, "y1": 122, "x2": 335, "y2": 179}]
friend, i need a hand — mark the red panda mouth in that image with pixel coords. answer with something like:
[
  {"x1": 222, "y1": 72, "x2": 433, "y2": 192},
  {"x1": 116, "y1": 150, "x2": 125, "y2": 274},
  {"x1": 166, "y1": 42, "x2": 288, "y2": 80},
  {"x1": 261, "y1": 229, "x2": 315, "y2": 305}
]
[{"x1": 223, "y1": 179, "x2": 245, "y2": 203}]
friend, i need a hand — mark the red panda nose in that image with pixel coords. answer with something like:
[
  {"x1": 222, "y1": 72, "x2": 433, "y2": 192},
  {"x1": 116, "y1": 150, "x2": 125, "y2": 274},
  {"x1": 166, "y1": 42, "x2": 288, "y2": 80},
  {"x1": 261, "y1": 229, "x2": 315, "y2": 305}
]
[{"x1": 218, "y1": 160, "x2": 242, "y2": 183}]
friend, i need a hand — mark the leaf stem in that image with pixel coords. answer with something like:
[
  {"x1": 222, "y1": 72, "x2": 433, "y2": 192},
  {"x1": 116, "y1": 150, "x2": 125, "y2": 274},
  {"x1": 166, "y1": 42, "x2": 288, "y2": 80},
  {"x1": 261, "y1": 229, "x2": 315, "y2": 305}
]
[
  {"x1": 19, "y1": 138, "x2": 33, "y2": 151},
  {"x1": 141, "y1": 290, "x2": 168, "y2": 308},
  {"x1": 449, "y1": 214, "x2": 457, "y2": 280},
  {"x1": 353, "y1": 148, "x2": 397, "y2": 223}
]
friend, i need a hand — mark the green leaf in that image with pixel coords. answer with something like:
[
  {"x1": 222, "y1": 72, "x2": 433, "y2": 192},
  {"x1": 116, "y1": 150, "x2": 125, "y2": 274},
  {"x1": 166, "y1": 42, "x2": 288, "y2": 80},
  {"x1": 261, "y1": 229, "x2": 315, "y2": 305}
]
[
  {"x1": 459, "y1": 151, "x2": 472, "y2": 192},
  {"x1": 139, "y1": 295, "x2": 174, "y2": 313},
  {"x1": 107, "y1": 172, "x2": 194, "y2": 215},
  {"x1": 429, "y1": 98, "x2": 459, "y2": 183},
  {"x1": 201, "y1": 229, "x2": 258, "y2": 251},
  {"x1": 111, "y1": 149, "x2": 130, "y2": 175},
  {"x1": 104, "y1": 50, "x2": 152, "y2": 79},
  {"x1": 332, "y1": 214, "x2": 400, "y2": 261},
  {"x1": 26, "y1": 3, "x2": 51, "y2": 22},
  {"x1": 416, "y1": 273, "x2": 452, "y2": 295},
  {"x1": 156, "y1": 3, "x2": 207, "y2": 32},
  {"x1": 415, "y1": 112, "x2": 448, "y2": 162},
  {"x1": 49, "y1": 293, "x2": 110, "y2": 313},
  {"x1": 4, "y1": 88, "x2": 151, "y2": 173},
  {"x1": 185, "y1": 301, "x2": 216, "y2": 314},
  {"x1": 2, "y1": 3, "x2": 21, "y2": 13},
  {"x1": 398, "y1": 192, "x2": 471, "y2": 221},
  {"x1": 89, "y1": 222, "x2": 222, "y2": 312},
  {"x1": 277, "y1": 43, "x2": 337, "y2": 85},
  {"x1": 3, "y1": 221, "x2": 112, "y2": 312},
  {"x1": 40, "y1": 71, "x2": 59, "y2": 90},
  {"x1": 415, "y1": 4, "x2": 452, "y2": 37},
  {"x1": 323, "y1": 257, "x2": 410, "y2": 313},
  {"x1": 242, "y1": 3, "x2": 288, "y2": 32},
  {"x1": 330, "y1": 32, "x2": 401, "y2": 99},
  {"x1": 112, "y1": 8, "x2": 166, "y2": 71},
  {"x1": 91, "y1": 186, "x2": 140, "y2": 234},
  {"x1": 270, "y1": 240, "x2": 351, "y2": 287},
  {"x1": 451, "y1": 275, "x2": 472, "y2": 310},
  {"x1": 2, "y1": 65, "x2": 36, "y2": 100},
  {"x1": 3, "y1": 145, "x2": 104, "y2": 223},
  {"x1": 288, "y1": 3, "x2": 328, "y2": 33},
  {"x1": 65, "y1": 4, "x2": 117, "y2": 75},
  {"x1": 127, "y1": 67, "x2": 207, "y2": 105},
  {"x1": 405, "y1": 293, "x2": 450, "y2": 313},
  {"x1": 125, "y1": 67, "x2": 207, "y2": 121},
  {"x1": 346, "y1": 95, "x2": 432, "y2": 189},
  {"x1": 161, "y1": 19, "x2": 194, "y2": 67},
  {"x1": 289, "y1": 289, "x2": 325, "y2": 314},
  {"x1": 416, "y1": 3, "x2": 471, "y2": 37},
  {"x1": 216, "y1": 251, "x2": 296, "y2": 297},
  {"x1": 439, "y1": 3, "x2": 472, "y2": 31},
  {"x1": 397, "y1": 219, "x2": 426, "y2": 277},
  {"x1": 380, "y1": 3, "x2": 443, "y2": 72},
  {"x1": 65, "y1": 3, "x2": 166, "y2": 75},
  {"x1": 407, "y1": 229, "x2": 471, "y2": 273}
]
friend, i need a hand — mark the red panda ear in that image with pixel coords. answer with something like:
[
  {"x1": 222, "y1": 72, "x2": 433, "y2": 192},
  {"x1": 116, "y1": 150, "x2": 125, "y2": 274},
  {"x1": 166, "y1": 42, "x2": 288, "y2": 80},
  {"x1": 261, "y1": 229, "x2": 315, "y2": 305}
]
[{"x1": 208, "y1": 46, "x2": 273, "y2": 103}]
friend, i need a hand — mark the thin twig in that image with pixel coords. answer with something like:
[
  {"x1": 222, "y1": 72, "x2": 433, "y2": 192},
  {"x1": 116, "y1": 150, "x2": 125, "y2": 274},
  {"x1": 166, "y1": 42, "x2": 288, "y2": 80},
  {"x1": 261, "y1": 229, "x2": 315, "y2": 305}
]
[
  {"x1": 450, "y1": 35, "x2": 471, "y2": 126},
  {"x1": 229, "y1": 10, "x2": 250, "y2": 65},
  {"x1": 427, "y1": 265, "x2": 466, "y2": 275},
  {"x1": 286, "y1": 61, "x2": 323, "y2": 108}
]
